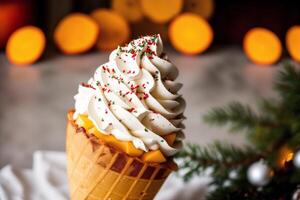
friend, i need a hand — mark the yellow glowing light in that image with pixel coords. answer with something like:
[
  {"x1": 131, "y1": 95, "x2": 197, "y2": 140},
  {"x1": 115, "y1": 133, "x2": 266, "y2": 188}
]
[{"x1": 277, "y1": 146, "x2": 294, "y2": 168}]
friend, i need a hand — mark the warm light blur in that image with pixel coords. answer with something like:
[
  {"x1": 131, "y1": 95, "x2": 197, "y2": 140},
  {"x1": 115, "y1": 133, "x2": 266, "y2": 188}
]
[
  {"x1": 277, "y1": 146, "x2": 294, "y2": 168},
  {"x1": 0, "y1": 0, "x2": 300, "y2": 64},
  {"x1": 243, "y1": 28, "x2": 282, "y2": 65}
]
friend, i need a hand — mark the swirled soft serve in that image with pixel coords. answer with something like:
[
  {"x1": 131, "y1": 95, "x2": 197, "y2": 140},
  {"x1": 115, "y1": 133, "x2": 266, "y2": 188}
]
[{"x1": 73, "y1": 34, "x2": 185, "y2": 157}]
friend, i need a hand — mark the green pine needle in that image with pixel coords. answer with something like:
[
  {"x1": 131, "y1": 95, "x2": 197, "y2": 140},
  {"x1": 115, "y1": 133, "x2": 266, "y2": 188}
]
[
  {"x1": 203, "y1": 102, "x2": 256, "y2": 132},
  {"x1": 175, "y1": 142, "x2": 258, "y2": 182},
  {"x1": 177, "y1": 62, "x2": 300, "y2": 198},
  {"x1": 203, "y1": 102, "x2": 272, "y2": 133},
  {"x1": 275, "y1": 62, "x2": 300, "y2": 114}
]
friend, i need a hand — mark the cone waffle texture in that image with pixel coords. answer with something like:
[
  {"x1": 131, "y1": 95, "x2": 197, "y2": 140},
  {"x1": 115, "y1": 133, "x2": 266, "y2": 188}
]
[{"x1": 66, "y1": 111, "x2": 176, "y2": 200}]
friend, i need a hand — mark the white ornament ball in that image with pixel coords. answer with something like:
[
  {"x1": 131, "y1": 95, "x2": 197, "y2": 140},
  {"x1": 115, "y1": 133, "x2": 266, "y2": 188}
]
[
  {"x1": 229, "y1": 170, "x2": 239, "y2": 180},
  {"x1": 292, "y1": 186, "x2": 300, "y2": 200},
  {"x1": 247, "y1": 160, "x2": 273, "y2": 186},
  {"x1": 223, "y1": 180, "x2": 231, "y2": 187},
  {"x1": 293, "y1": 150, "x2": 300, "y2": 168}
]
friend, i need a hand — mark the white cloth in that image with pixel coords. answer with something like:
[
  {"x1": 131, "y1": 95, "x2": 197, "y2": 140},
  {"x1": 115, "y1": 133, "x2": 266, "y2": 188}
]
[{"x1": 0, "y1": 151, "x2": 209, "y2": 200}]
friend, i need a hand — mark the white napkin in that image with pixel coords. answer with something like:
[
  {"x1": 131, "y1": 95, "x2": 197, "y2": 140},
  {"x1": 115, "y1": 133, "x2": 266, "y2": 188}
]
[{"x1": 0, "y1": 151, "x2": 209, "y2": 200}]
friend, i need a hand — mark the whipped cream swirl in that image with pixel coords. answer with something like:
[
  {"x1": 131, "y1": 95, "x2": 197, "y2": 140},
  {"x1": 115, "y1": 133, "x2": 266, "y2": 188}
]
[{"x1": 73, "y1": 35, "x2": 185, "y2": 156}]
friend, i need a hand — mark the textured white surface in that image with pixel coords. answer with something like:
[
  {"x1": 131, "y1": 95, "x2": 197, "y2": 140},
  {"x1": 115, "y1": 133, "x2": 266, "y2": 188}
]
[{"x1": 0, "y1": 47, "x2": 283, "y2": 168}]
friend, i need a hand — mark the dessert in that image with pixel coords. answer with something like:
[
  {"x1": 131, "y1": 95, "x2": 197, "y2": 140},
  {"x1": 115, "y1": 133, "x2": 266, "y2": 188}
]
[{"x1": 66, "y1": 34, "x2": 185, "y2": 200}]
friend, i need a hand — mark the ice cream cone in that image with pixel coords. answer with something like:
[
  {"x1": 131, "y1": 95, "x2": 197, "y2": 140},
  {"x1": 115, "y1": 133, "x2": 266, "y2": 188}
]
[{"x1": 66, "y1": 111, "x2": 177, "y2": 200}]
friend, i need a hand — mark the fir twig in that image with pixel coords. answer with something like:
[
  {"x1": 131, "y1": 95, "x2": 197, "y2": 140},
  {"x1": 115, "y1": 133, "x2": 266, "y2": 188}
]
[
  {"x1": 177, "y1": 62, "x2": 300, "y2": 199},
  {"x1": 175, "y1": 142, "x2": 258, "y2": 182},
  {"x1": 275, "y1": 62, "x2": 300, "y2": 114},
  {"x1": 203, "y1": 102, "x2": 273, "y2": 133},
  {"x1": 203, "y1": 102, "x2": 256, "y2": 132}
]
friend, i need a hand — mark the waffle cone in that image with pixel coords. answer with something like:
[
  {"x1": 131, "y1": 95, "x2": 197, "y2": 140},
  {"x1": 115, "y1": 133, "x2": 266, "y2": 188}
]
[{"x1": 66, "y1": 111, "x2": 177, "y2": 200}]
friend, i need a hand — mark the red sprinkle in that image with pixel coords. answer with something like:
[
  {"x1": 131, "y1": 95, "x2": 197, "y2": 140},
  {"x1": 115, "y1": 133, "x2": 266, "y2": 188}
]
[
  {"x1": 143, "y1": 93, "x2": 149, "y2": 99},
  {"x1": 80, "y1": 82, "x2": 95, "y2": 89},
  {"x1": 128, "y1": 108, "x2": 135, "y2": 112}
]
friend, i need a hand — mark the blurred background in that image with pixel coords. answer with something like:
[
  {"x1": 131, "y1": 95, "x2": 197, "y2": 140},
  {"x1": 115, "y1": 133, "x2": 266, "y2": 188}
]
[{"x1": 0, "y1": 0, "x2": 300, "y2": 168}]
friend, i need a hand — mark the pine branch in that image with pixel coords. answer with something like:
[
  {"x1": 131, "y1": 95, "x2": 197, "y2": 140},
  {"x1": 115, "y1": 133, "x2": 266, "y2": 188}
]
[
  {"x1": 258, "y1": 99, "x2": 278, "y2": 121},
  {"x1": 206, "y1": 182, "x2": 295, "y2": 200},
  {"x1": 203, "y1": 102, "x2": 273, "y2": 133},
  {"x1": 275, "y1": 62, "x2": 300, "y2": 96},
  {"x1": 203, "y1": 100, "x2": 295, "y2": 152},
  {"x1": 176, "y1": 62, "x2": 300, "y2": 198},
  {"x1": 275, "y1": 62, "x2": 300, "y2": 114},
  {"x1": 203, "y1": 102, "x2": 257, "y2": 131},
  {"x1": 206, "y1": 162, "x2": 300, "y2": 200},
  {"x1": 206, "y1": 184, "x2": 258, "y2": 200},
  {"x1": 175, "y1": 142, "x2": 258, "y2": 182},
  {"x1": 288, "y1": 133, "x2": 300, "y2": 148}
]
